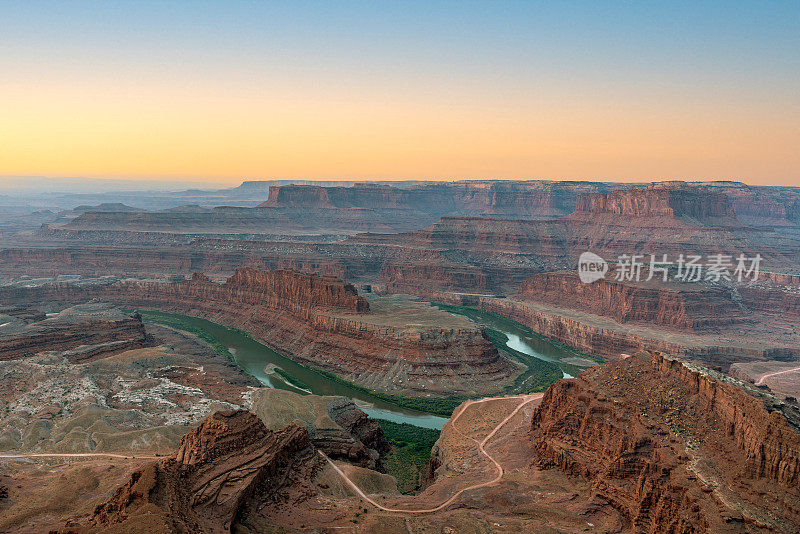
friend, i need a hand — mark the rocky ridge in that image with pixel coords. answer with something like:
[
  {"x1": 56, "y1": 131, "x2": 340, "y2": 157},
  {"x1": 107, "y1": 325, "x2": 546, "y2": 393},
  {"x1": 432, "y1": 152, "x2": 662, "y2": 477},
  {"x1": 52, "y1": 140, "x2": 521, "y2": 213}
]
[
  {"x1": 87, "y1": 410, "x2": 322, "y2": 533},
  {"x1": 532, "y1": 351, "x2": 800, "y2": 533},
  {"x1": 0, "y1": 303, "x2": 149, "y2": 362},
  {"x1": 0, "y1": 269, "x2": 515, "y2": 396},
  {"x1": 248, "y1": 388, "x2": 390, "y2": 470},
  {"x1": 518, "y1": 271, "x2": 749, "y2": 332}
]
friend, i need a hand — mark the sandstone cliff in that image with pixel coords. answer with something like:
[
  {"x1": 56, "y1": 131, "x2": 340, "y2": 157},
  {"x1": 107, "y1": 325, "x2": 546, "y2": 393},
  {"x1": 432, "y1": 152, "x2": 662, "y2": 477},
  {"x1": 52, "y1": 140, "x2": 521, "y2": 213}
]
[
  {"x1": 87, "y1": 410, "x2": 322, "y2": 533},
  {"x1": 531, "y1": 352, "x2": 800, "y2": 533},
  {"x1": 260, "y1": 180, "x2": 605, "y2": 220},
  {"x1": 0, "y1": 303, "x2": 149, "y2": 361},
  {"x1": 0, "y1": 269, "x2": 515, "y2": 397},
  {"x1": 572, "y1": 182, "x2": 739, "y2": 224},
  {"x1": 518, "y1": 271, "x2": 748, "y2": 332}
]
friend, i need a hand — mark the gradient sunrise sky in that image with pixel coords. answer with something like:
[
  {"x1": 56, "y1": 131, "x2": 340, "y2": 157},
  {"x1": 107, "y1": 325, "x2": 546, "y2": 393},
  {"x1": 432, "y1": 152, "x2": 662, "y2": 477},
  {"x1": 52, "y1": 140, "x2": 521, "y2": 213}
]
[{"x1": 1, "y1": 1, "x2": 798, "y2": 186}]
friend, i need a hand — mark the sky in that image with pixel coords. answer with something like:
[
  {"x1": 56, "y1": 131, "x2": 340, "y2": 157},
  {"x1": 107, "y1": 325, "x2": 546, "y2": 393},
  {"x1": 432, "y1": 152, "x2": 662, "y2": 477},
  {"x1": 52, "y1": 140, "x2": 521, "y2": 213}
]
[{"x1": 1, "y1": 1, "x2": 798, "y2": 186}]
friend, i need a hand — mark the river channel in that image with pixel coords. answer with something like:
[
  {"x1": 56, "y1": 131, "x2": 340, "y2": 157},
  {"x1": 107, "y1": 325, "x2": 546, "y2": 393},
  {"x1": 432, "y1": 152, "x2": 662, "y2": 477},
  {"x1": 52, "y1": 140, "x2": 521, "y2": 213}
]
[{"x1": 151, "y1": 311, "x2": 581, "y2": 430}]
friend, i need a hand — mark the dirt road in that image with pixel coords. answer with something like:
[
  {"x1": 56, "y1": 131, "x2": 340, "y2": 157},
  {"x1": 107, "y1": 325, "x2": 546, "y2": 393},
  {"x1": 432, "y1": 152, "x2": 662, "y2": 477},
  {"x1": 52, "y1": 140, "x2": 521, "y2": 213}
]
[
  {"x1": 755, "y1": 365, "x2": 800, "y2": 386},
  {"x1": 321, "y1": 392, "x2": 542, "y2": 514},
  {"x1": 0, "y1": 452, "x2": 161, "y2": 460}
]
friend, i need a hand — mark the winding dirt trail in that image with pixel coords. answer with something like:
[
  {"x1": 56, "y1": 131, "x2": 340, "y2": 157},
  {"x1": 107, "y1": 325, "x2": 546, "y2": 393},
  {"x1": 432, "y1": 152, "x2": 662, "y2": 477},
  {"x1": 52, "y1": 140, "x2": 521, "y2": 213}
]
[
  {"x1": 0, "y1": 453, "x2": 161, "y2": 460},
  {"x1": 755, "y1": 365, "x2": 800, "y2": 386},
  {"x1": 320, "y1": 392, "x2": 541, "y2": 514}
]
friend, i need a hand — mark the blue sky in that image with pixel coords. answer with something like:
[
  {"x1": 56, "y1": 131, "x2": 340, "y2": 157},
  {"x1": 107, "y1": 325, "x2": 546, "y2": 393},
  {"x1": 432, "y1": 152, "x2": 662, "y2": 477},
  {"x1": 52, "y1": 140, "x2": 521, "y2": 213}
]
[{"x1": 1, "y1": 1, "x2": 798, "y2": 184}]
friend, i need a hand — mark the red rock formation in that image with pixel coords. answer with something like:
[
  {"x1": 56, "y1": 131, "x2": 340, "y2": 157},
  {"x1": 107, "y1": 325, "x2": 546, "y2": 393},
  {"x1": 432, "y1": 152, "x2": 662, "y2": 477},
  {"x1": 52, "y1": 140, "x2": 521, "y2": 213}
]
[
  {"x1": 352, "y1": 184, "x2": 800, "y2": 295},
  {"x1": 260, "y1": 180, "x2": 603, "y2": 220},
  {"x1": 7, "y1": 184, "x2": 800, "y2": 293},
  {"x1": 381, "y1": 261, "x2": 489, "y2": 293},
  {"x1": 437, "y1": 293, "x2": 797, "y2": 368},
  {"x1": 0, "y1": 304, "x2": 149, "y2": 361},
  {"x1": 740, "y1": 286, "x2": 800, "y2": 320},
  {"x1": 0, "y1": 269, "x2": 514, "y2": 397},
  {"x1": 518, "y1": 271, "x2": 748, "y2": 331},
  {"x1": 89, "y1": 410, "x2": 321, "y2": 533},
  {"x1": 222, "y1": 267, "x2": 369, "y2": 313},
  {"x1": 699, "y1": 181, "x2": 800, "y2": 230},
  {"x1": 572, "y1": 182, "x2": 738, "y2": 223},
  {"x1": 531, "y1": 352, "x2": 800, "y2": 533}
]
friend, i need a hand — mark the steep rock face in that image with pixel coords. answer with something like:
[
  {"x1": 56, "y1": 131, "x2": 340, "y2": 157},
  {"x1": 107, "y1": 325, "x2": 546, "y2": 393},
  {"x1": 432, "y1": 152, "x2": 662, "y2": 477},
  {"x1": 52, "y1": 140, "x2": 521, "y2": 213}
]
[
  {"x1": 700, "y1": 182, "x2": 800, "y2": 229},
  {"x1": 573, "y1": 183, "x2": 738, "y2": 224},
  {"x1": 248, "y1": 388, "x2": 390, "y2": 470},
  {"x1": 1, "y1": 267, "x2": 368, "y2": 317},
  {"x1": 89, "y1": 410, "x2": 321, "y2": 534},
  {"x1": 518, "y1": 272, "x2": 748, "y2": 331},
  {"x1": 325, "y1": 396, "x2": 391, "y2": 460},
  {"x1": 740, "y1": 286, "x2": 800, "y2": 320},
  {"x1": 442, "y1": 294, "x2": 797, "y2": 368},
  {"x1": 7, "y1": 184, "x2": 800, "y2": 293},
  {"x1": 0, "y1": 269, "x2": 514, "y2": 397},
  {"x1": 531, "y1": 352, "x2": 800, "y2": 533},
  {"x1": 0, "y1": 303, "x2": 149, "y2": 361},
  {"x1": 353, "y1": 185, "x2": 800, "y2": 295},
  {"x1": 260, "y1": 183, "x2": 419, "y2": 210},
  {"x1": 381, "y1": 261, "x2": 489, "y2": 293},
  {"x1": 223, "y1": 267, "x2": 369, "y2": 313},
  {"x1": 260, "y1": 180, "x2": 610, "y2": 220}
]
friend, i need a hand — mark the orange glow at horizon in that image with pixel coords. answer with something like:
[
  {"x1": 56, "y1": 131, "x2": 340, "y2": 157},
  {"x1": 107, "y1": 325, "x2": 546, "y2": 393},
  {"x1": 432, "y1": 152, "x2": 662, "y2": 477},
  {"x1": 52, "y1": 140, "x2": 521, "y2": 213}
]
[
  {"x1": 2, "y1": 69, "x2": 798, "y2": 187},
  {"x1": 3, "y1": 3, "x2": 798, "y2": 187}
]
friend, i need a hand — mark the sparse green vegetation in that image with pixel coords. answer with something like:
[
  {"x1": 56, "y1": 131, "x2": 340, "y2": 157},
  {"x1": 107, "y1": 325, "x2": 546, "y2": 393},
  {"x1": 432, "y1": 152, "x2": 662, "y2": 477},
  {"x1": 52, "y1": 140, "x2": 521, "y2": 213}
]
[
  {"x1": 137, "y1": 310, "x2": 235, "y2": 362},
  {"x1": 376, "y1": 419, "x2": 440, "y2": 494},
  {"x1": 376, "y1": 419, "x2": 440, "y2": 456},
  {"x1": 482, "y1": 328, "x2": 563, "y2": 393}
]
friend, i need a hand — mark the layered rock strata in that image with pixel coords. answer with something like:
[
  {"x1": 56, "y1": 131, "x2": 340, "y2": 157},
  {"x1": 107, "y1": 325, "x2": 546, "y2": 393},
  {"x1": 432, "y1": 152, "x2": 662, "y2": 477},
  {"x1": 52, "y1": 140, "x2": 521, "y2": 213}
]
[
  {"x1": 0, "y1": 303, "x2": 149, "y2": 361},
  {"x1": 248, "y1": 388, "x2": 390, "y2": 470},
  {"x1": 88, "y1": 410, "x2": 322, "y2": 533},
  {"x1": 518, "y1": 271, "x2": 749, "y2": 332},
  {"x1": 0, "y1": 269, "x2": 514, "y2": 396},
  {"x1": 440, "y1": 294, "x2": 797, "y2": 369},
  {"x1": 531, "y1": 352, "x2": 800, "y2": 533}
]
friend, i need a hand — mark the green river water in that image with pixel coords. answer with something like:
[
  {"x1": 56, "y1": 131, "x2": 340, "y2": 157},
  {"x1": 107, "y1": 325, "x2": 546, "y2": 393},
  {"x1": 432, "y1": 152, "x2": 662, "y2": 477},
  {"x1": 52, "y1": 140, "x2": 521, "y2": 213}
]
[{"x1": 144, "y1": 309, "x2": 585, "y2": 430}]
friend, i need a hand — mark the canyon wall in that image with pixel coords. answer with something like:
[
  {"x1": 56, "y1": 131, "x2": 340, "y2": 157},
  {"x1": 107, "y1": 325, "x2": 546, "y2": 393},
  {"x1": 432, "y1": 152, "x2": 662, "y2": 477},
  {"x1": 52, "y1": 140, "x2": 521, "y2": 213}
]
[
  {"x1": 435, "y1": 294, "x2": 796, "y2": 369},
  {"x1": 261, "y1": 180, "x2": 610, "y2": 220},
  {"x1": 517, "y1": 272, "x2": 748, "y2": 331},
  {"x1": 740, "y1": 286, "x2": 800, "y2": 320},
  {"x1": 531, "y1": 352, "x2": 800, "y2": 533},
  {"x1": 0, "y1": 304, "x2": 149, "y2": 362},
  {"x1": 572, "y1": 184, "x2": 738, "y2": 223},
  {"x1": 0, "y1": 269, "x2": 515, "y2": 397}
]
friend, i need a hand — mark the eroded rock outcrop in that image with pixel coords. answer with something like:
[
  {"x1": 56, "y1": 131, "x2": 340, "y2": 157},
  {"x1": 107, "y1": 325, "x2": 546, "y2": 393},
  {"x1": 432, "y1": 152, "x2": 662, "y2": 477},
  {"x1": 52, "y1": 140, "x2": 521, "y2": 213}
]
[
  {"x1": 0, "y1": 303, "x2": 149, "y2": 361},
  {"x1": 0, "y1": 269, "x2": 514, "y2": 397},
  {"x1": 531, "y1": 352, "x2": 800, "y2": 533},
  {"x1": 248, "y1": 388, "x2": 390, "y2": 470},
  {"x1": 88, "y1": 410, "x2": 321, "y2": 534},
  {"x1": 518, "y1": 271, "x2": 748, "y2": 331},
  {"x1": 572, "y1": 182, "x2": 739, "y2": 224}
]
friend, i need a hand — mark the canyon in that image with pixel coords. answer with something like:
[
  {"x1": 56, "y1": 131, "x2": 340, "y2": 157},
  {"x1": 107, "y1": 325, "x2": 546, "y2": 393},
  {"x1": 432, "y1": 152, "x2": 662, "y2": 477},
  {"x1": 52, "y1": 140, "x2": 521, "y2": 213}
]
[
  {"x1": 0, "y1": 268, "x2": 517, "y2": 397},
  {"x1": 2, "y1": 179, "x2": 800, "y2": 532},
  {"x1": 10, "y1": 349, "x2": 795, "y2": 533},
  {"x1": 517, "y1": 271, "x2": 750, "y2": 332}
]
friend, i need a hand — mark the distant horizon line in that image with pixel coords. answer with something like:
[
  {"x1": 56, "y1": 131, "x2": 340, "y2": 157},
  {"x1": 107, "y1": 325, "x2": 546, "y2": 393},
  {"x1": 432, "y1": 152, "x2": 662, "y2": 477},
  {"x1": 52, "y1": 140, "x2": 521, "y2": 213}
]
[{"x1": 0, "y1": 175, "x2": 794, "y2": 190}]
